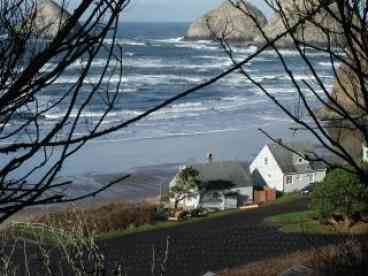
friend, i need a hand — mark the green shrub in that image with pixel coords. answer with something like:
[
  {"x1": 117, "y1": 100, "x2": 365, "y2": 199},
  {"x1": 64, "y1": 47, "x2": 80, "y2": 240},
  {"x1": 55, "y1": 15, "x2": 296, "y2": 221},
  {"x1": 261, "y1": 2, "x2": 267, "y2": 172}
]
[{"x1": 312, "y1": 168, "x2": 368, "y2": 225}]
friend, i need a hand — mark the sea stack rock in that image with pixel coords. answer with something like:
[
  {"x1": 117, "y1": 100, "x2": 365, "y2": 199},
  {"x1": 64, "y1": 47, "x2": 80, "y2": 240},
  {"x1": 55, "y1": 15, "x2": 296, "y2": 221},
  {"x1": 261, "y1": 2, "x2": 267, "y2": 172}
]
[
  {"x1": 255, "y1": 0, "x2": 345, "y2": 48},
  {"x1": 316, "y1": 64, "x2": 365, "y2": 121},
  {"x1": 185, "y1": 0, "x2": 267, "y2": 42},
  {"x1": 30, "y1": 0, "x2": 76, "y2": 39}
]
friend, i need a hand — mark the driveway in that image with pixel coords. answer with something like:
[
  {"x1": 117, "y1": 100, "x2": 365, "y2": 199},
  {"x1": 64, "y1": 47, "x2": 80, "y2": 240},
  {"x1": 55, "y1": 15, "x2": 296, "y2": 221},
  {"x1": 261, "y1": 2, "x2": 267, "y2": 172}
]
[{"x1": 100, "y1": 198, "x2": 342, "y2": 276}]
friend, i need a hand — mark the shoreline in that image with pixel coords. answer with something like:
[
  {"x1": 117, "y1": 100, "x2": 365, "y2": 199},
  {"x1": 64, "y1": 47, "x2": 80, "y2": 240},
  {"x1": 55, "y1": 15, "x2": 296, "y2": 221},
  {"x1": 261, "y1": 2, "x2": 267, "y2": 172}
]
[
  {"x1": 0, "y1": 162, "x2": 179, "y2": 228},
  {"x1": 1, "y1": 122, "x2": 318, "y2": 227}
]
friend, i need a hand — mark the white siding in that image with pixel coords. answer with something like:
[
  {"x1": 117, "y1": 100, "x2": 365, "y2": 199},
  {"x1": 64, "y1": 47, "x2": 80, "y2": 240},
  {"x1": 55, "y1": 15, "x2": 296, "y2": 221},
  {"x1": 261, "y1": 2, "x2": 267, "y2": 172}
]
[
  {"x1": 363, "y1": 145, "x2": 368, "y2": 162},
  {"x1": 314, "y1": 170, "x2": 327, "y2": 182},
  {"x1": 250, "y1": 145, "x2": 284, "y2": 191},
  {"x1": 283, "y1": 170, "x2": 327, "y2": 192},
  {"x1": 231, "y1": 186, "x2": 253, "y2": 203},
  {"x1": 284, "y1": 173, "x2": 311, "y2": 192}
]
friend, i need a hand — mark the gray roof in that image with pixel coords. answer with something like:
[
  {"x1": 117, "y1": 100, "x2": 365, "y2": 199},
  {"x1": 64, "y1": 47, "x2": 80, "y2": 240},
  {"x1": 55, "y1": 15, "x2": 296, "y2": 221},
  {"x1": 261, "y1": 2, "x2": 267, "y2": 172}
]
[
  {"x1": 268, "y1": 143, "x2": 327, "y2": 174},
  {"x1": 188, "y1": 161, "x2": 253, "y2": 188}
]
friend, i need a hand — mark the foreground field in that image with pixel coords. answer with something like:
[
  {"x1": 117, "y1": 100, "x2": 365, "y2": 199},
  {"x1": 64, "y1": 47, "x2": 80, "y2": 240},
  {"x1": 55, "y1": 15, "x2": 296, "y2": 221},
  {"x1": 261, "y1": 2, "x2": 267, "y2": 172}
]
[
  {"x1": 5, "y1": 196, "x2": 367, "y2": 276},
  {"x1": 96, "y1": 197, "x2": 360, "y2": 276}
]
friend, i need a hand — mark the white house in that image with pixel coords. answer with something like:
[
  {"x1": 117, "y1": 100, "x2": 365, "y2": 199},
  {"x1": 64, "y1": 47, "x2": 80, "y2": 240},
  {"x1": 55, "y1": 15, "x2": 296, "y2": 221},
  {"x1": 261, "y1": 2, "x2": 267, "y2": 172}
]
[
  {"x1": 362, "y1": 144, "x2": 368, "y2": 162},
  {"x1": 169, "y1": 160, "x2": 254, "y2": 210},
  {"x1": 250, "y1": 143, "x2": 327, "y2": 192}
]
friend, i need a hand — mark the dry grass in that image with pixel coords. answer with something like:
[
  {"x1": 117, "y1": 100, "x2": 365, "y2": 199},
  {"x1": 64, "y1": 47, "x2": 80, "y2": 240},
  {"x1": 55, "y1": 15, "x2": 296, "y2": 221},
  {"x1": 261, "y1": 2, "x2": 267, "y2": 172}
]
[
  {"x1": 220, "y1": 238, "x2": 368, "y2": 276},
  {"x1": 32, "y1": 201, "x2": 160, "y2": 235},
  {"x1": 220, "y1": 251, "x2": 314, "y2": 276}
]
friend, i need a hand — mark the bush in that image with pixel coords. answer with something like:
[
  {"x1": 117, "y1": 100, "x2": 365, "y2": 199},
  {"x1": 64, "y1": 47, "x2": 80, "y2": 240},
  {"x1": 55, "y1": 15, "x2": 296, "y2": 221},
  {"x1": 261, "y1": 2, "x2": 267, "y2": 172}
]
[
  {"x1": 312, "y1": 168, "x2": 368, "y2": 226},
  {"x1": 33, "y1": 201, "x2": 159, "y2": 235}
]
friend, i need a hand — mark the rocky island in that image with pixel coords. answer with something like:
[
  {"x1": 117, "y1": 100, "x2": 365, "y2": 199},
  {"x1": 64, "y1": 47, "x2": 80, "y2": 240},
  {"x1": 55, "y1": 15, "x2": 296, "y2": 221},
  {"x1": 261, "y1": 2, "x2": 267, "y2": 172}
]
[
  {"x1": 30, "y1": 0, "x2": 77, "y2": 39},
  {"x1": 317, "y1": 64, "x2": 366, "y2": 121},
  {"x1": 186, "y1": 0, "x2": 345, "y2": 48},
  {"x1": 185, "y1": 0, "x2": 267, "y2": 43},
  {"x1": 254, "y1": 0, "x2": 345, "y2": 48}
]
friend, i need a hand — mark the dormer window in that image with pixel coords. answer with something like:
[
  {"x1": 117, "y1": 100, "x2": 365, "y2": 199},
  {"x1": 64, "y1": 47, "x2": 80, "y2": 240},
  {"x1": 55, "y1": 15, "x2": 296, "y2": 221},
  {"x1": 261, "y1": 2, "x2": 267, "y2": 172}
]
[{"x1": 298, "y1": 158, "x2": 303, "y2": 163}]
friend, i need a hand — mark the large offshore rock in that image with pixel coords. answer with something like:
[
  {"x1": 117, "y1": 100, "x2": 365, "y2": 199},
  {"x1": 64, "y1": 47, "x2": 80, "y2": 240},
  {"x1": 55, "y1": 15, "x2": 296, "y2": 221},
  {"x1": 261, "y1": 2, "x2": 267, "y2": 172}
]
[
  {"x1": 185, "y1": 0, "x2": 267, "y2": 42},
  {"x1": 30, "y1": 0, "x2": 77, "y2": 39},
  {"x1": 316, "y1": 64, "x2": 366, "y2": 120},
  {"x1": 255, "y1": 0, "x2": 345, "y2": 48}
]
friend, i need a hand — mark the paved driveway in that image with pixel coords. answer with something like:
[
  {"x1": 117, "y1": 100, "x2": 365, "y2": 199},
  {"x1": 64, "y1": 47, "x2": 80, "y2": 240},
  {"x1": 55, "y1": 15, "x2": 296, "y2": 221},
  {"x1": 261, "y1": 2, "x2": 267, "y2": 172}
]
[{"x1": 100, "y1": 198, "x2": 342, "y2": 276}]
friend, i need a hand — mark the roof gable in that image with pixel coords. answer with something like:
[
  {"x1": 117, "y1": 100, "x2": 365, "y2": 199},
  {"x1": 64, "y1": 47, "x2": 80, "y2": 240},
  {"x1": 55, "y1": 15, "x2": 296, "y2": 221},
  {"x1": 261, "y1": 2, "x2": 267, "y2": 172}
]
[
  {"x1": 187, "y1": 161, "x2": 253, "y2": 188},
  {"x1": 267, "y1": 143, "x2": 327, "y2": 174}
]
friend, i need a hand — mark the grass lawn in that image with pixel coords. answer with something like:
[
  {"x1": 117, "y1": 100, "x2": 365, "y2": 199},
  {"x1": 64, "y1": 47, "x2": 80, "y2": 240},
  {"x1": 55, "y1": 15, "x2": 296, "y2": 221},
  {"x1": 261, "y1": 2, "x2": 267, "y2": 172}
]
[
  {"x1": 268, "y1": 210, "x2": 336, "y2": 234},
  {"x1": 100, "y1": 208, "x2": 242, "y2": 240},
  {"x1": 99, "y1": 193, "x2": 306, "y2": 239},
  {"x1": 8, "y1": 192, "x2": 307, "y2": 242}
]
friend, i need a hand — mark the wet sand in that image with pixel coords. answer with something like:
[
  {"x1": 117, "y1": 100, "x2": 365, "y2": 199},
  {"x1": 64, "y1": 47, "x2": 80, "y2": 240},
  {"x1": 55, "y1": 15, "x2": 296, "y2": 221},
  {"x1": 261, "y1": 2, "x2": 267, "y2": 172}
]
[{"x1": 1, "y1": 162, "x2": 179, "y2": 227}]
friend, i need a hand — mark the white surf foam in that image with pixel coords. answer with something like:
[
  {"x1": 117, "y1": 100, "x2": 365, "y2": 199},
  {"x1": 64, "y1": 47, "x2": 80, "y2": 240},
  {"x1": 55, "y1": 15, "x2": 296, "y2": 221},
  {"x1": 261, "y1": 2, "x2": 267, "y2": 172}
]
[
  {"x1": 175, "y1": 41, "x2": 220, "y2": 51},
  {"x1": 104, "y1": 38, "x2": 146, "y2": 46},
  {"x1": 152, "y1": 37, "x2": 184, "y2": 43},
  {"x1": 318, "y1": 61, "x2": 341, "y2": 67},
  {"x1": 51, "y1": 73, "x2": 204, "y2": 86}
]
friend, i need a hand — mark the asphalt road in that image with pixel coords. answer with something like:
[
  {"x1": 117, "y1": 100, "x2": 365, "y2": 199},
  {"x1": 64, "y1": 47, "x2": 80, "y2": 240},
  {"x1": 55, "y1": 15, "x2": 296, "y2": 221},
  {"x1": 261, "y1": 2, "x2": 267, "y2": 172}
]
[{"x1": 99, "y1": 198, "x2": 344, "y2": 276}]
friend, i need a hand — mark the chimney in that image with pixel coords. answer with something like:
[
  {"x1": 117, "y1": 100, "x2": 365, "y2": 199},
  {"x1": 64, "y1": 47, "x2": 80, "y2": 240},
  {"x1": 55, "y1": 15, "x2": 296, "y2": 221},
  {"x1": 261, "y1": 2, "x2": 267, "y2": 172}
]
[{"x1": 207, "y1": 152, "x2": 213, "y2": 163}]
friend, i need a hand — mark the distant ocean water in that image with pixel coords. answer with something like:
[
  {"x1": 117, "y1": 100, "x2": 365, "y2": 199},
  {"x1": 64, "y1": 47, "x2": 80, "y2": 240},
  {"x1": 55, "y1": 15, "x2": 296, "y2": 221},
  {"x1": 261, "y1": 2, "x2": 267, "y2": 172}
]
[{"x1": 2, "y1": 22, "x2": 338, "y2": 178}]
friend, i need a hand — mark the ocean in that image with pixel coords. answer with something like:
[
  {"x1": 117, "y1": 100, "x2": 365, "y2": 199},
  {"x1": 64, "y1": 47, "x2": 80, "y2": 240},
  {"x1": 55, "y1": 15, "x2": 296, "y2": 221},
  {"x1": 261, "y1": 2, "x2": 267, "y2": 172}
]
[{"x1": 3, "y1": 22, "x2": 337, "y2": 178}]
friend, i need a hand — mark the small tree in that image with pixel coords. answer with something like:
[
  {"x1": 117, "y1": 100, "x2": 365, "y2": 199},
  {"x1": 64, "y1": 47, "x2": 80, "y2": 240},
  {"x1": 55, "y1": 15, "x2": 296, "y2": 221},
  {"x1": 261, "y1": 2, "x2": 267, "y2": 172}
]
[
  {"x1": 170, "y1": 167, "x2": 200, "y2": 209},
  {"x1": 312, "y1": 168, "x2": 368, "y2": 227}
]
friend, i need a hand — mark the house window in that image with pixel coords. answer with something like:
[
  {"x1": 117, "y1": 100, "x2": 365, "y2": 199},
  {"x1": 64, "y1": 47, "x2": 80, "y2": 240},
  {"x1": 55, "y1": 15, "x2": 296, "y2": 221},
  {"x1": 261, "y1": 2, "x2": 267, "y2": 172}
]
[
  {"x1": 308, "y1": 174, "x2": 313, "y2": 182},
  {"x1": 264, "y1": 157, "x2": 268, "y2": 165},
  {"x1": 213, "y1": 192, "x2": 220, "y2": 199},
  {"x1": 286, "y1": 175, "x2": 293, "y2": 184},
  {"x1": 298, "y1": 158, "x2": 303, "y2": 163}
]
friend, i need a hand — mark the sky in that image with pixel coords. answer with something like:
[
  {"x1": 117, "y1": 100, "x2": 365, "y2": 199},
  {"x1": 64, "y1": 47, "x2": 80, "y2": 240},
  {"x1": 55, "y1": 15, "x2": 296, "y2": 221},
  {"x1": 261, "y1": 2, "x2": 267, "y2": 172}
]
[
  {"x1": 68, "y1": 0, "x2": 273, "y2": 23},
  {"x1": 121, "y1": 0, "x2": 273, "y2": 22}
]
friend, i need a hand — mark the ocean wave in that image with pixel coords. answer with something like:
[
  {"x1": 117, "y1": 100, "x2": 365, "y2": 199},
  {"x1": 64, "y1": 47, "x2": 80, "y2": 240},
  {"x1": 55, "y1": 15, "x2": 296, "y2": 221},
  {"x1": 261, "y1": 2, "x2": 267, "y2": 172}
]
[
  {"x1": 264, "y1": 49, "x2": 331, "y2": 57},
  {"x1": 44, "y1": 94, "x2": 262, "y2": 123},
  {"x1": 199, "y1": 55, "x2": 229, "y2": 61},
  {"x1": 126, "y1": 56, "x2": 232, "y2": 70},
  {"x1": 318, "y1": 61, "x2": 341, "y2": 67},
  {"x1": 42, "y1": 59, "x2": 121, "y2": 72},
  {"x1": 232, "y1": 45, "x2": 258, "y2": 54},
  {"x1": 254, "y1": 87, "x2": 296, "y2": 95},
  {"x1": 104, "y1": 38, "x2": 146, "y2": 46},
  {"x1": 45, "y1": 110, "x2": 142, "y2": 120},
  {"x1": 258, "y1": 114, "x2": 293, "y2": 123},
  {"x1": 280, "y1": 74, "x2": 333, "y2": 81},
  {"x1": 152, "y1": 36, "x2": 184, "y2": 43},
  {"x1": 51, "y1": 73, "x2": 204, "y2": 86},
  {"x1": 175, "y1": 41, "x2": 220, "y2": 51},
  {"x1": 109, "y1": 127, "x2": 243, "y2": 143}
]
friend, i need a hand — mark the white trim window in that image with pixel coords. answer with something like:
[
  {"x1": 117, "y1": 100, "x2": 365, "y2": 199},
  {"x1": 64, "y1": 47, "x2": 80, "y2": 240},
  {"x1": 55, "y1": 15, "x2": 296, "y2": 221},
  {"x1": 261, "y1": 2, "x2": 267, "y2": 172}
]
[{"x1": 286, "y1": 175, "x2": 293, "y2": 184}]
